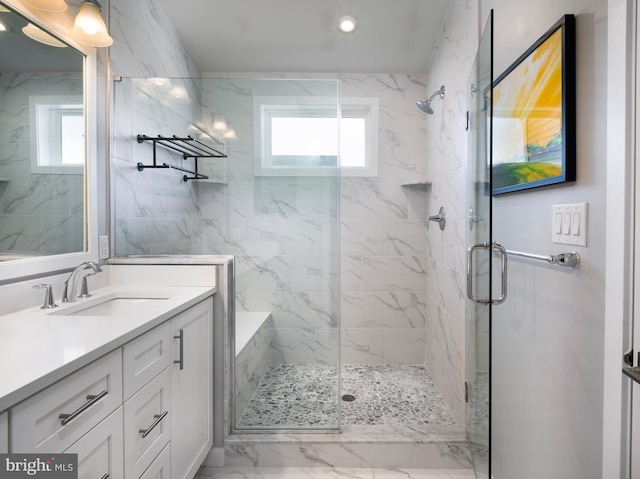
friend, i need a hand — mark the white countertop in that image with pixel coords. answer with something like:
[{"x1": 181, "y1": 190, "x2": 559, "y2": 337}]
[{"x1": 0, "y1": 284, "x2": 215, "y2": 411}]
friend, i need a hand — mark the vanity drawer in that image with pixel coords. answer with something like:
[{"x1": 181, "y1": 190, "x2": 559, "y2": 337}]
[
  {"x1": 10, "y1": 349, "x2": 123, "y2": 453},
  {"x1": 123, "y1": 321, "x2": 171, "y2": 399},
  {"x1": 124, "y1": 368, "x2": 171, "y2": 479},
  {"x1": 140, "y1": 443, "x2": 171, "y2": 479},
  {"x1": 64, "y1": 407, "x2": 124, "y2": 479}
]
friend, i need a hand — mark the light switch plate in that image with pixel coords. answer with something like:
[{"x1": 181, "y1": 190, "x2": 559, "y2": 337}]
[{"x1": 552, "y1": 203, "x2": 587, "y2": 246}]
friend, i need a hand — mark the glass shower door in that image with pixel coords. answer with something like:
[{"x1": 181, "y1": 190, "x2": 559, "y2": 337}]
[{"x1": 465, "y1": 11, "x2": 493, "y2": 479}]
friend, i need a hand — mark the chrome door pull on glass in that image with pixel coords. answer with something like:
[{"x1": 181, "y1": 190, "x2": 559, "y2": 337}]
[
  {"x1": 139, "y1": 410, "x2": 168, "y2": 438},
  {"x1": 466, "y1": 242, "x2": 507, "y2": 305},
  {"x1": 59, "y1": 390, "x2": 108, "y2": 425},
  {"x1": 428, "y1": 206, "x2": 446, "y2": 230},
  {"x1": 174, "y1": 329, "x2": 184, "y2": 370}
]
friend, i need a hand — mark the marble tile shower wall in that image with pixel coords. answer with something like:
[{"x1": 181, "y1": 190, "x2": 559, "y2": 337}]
[
  {"x1": 196, "y1": 74, "x2": 433, "y2": 366},
  {"x1": 112, "y1": 77, "x2": 205, "y2": 255},
  {"x1": 198, "y1": 78, "x2": 341, "y2": 366},
  {"x1": 423, "y1": 0, "x2": 479, "y2": 424},
  {"x1": 110, "y1": 0, "x2": 204, "y2": 256},
  {"x1": 338, "y1": 73, "x2": 429, "y2": 365},
  {"x1": 0, "y1": 75, "x2": 84, "y2": 254}
]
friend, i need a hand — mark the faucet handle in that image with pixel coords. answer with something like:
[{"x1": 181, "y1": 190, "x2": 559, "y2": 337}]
[{"x1": 33, "y1": 283, "x2": 58, "y2": 309}]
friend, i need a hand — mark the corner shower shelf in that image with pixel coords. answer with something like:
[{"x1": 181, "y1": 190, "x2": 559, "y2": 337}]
[
  {"x1": 401, "y1": 181, "x2": 432, "y2": 189},
  {"x1": 136, "y1": 134, "x2": 227, "y2": 182}
]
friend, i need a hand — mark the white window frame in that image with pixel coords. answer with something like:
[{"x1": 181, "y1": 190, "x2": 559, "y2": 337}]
[
  {"x1": 254, "y1": 95, "x2": 378, "y2": 177},
  {"x1": 29, "y1": 95, "x2": 84, "y2": 174}
]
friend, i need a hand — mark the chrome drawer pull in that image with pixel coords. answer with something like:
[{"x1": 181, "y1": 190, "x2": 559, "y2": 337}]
[
  {"x1": 100, "y1": 475, "x2": 109, "y2": 479},
  {"x1": 174, "y1": 329, "x2": 184, "y2": 370},
  {"x1": 139, "y1": 410, "x2": 168, "y2": 438},
  {"x1": 59, "y1": 390, "x2": 108, "y2": 426}
]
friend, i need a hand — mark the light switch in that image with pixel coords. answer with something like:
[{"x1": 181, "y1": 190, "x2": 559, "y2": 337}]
[
  {"x1": 552, "y1": 203, "x2": 587, "y2": 246},
  {"x1": 554, "y1": 213, "x2": 563, "y2": 234},
  {"x1": 562, "y1": 213, "x2": 571, "y2": 234},
  {"x1": 572, "y1": 212, "x2": 580, "y2": 235}
]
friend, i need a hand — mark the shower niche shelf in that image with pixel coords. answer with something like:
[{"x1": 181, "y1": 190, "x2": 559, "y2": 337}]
[
  {"x1": 401, "y1": 181, "x2": 432, "y2": 189},
  {"x1": 136, "y1": 134, "x2": 227, "y2": 182}
]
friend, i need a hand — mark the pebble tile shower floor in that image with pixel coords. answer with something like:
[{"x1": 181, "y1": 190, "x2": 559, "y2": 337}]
[{"x1": 237, "y1": 364, "x2": 456, "y2": 428}]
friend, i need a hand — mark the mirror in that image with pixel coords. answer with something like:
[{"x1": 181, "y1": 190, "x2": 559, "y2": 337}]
[{"x1": 0, "y1": 0, "x2": 98, "y2": 282}]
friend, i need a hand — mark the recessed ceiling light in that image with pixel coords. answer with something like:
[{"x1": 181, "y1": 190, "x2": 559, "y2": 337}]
[{"x1": 338, "y1": 16, "x2": 357, "y2": 34}]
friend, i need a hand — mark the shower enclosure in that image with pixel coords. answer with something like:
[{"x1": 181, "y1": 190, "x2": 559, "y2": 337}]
[{"x1": 112, "y1": 76, "x2": 341, "y2": 431}]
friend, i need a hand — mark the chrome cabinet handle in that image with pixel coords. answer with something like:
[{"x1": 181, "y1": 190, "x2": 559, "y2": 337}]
[
  {"x1": 139, "y1": 410, "x2": 168, "y2": 438},
  {"x1": 466, "y1": 242, "x2": 507, "y2": 305},
  {"x1": 174, "y1": 329, "x2": 184, "y2": 370},
  {"x1": 100, "y1": 475, "x2": 109, "y2": 479},
  {"x1": 59, "y1": 390, "x2": 108, "y2": 425}
]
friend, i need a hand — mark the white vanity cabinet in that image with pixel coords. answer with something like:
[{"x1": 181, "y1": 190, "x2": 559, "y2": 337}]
[
  {"x1": 4, "y1": 295, "x2": 214, "y2": 479},
  {"x1": 170, "y1": 299, "x2": 214, "y2": 479},
  {"x1": 0, "y1": 410, "x2": 7, "y2": 453}
]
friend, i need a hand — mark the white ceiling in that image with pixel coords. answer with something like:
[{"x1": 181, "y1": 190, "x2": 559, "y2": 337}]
[{"x1": 156, "y1": 0, "x2": 451, "y2": 74}]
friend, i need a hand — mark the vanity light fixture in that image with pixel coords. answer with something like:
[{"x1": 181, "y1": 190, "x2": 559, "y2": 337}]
[
  {"x1": 22, "y1": 22, "x2": 67, "y2": 47},
  {"x1": 19, "y1": 0, "x2": 68, "y2": 13},
  {"x1": 70, "y1": 0, "x2": 113, "y2": 47},
  {"x1": 0, "y1": 5, "x2": 10, "y2": 12},
  {"x1": 338, "y1": 15, "x2": 357, "y2": 34}
]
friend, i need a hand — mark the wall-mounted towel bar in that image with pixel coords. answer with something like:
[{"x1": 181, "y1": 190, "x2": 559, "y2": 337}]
[
  {"x1": 505, "y1": 249, "x2": 581, "y2": 269},
  {"x1": 136, "y1": 134, "x2": 227, "y2": 182}
]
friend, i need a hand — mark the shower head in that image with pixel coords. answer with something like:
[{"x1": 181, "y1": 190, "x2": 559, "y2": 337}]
[{"x1": 417, "y1": 85, "x2": 445, "y2": 114}]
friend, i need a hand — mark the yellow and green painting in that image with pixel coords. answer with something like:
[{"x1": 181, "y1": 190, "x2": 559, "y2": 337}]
[{"x1": 493, "y1": 27, "x2": 563, "y2": 193}]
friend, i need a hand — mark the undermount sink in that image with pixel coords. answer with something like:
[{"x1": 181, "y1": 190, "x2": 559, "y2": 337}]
[{"x1": 49, "y1": 293, "x2": 171, "y2": 317}]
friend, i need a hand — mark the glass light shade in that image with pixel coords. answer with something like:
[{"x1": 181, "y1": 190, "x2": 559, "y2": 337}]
[
  {"x1": 20, "y1": 0, "x2": 68, "y2": 13},
  {"x1": 70, "y1": 2, "x2": 113, "y2": 47},
  {"x1": 0, "y1": 21, "x2": 7, "y2": 32},
  {"x1": 22, "y1": 23, "x2": 67, "y2": 47}
]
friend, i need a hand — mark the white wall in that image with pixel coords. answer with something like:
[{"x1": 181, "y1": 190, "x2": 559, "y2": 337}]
[{"x1": 481, "y1": 0, "x2": 607, "y2": 477}]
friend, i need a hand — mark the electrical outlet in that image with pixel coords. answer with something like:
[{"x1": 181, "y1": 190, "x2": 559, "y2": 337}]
[{"x1": 99, "y1": 235, "x2": 110, "y2": 259}]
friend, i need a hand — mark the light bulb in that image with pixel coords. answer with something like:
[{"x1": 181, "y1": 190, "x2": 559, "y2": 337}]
[{"x1": 338, "y1": 16, "x2": 357, "y2": 34}]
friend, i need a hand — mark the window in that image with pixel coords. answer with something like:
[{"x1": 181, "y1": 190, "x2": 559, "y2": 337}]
[
  {"x1": 29, "y1": 95, "x2": 84, "y2": 174},
  {"x1": 254, "y1": 96, "x2": 378, "y2": 177}
]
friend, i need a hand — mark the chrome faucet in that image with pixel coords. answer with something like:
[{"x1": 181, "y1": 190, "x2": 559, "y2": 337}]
[{"x1": 63, "y1": 261, "x2": 102, "y2": 303}]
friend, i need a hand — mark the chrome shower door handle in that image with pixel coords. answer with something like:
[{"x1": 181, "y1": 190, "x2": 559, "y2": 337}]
[{"x1": 466, "y1": 242, "x2": 507, "y2": 305}]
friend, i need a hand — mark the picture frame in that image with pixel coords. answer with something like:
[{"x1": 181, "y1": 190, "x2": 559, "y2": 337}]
[{"x1": 492, "y1": 14, "x2": 576, "y2": 195}]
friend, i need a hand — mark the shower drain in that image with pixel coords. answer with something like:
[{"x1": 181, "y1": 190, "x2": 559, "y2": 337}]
[{"x1": 341, "y1": 394, "x2": 356, "y2": 402}]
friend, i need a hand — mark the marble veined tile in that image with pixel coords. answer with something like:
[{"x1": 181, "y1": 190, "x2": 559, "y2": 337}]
[{"x1": 361, "y1": 257, "x2": 427, "y2": 292}]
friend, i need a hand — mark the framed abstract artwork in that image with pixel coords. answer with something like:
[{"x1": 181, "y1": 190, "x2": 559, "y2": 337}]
[{"x1": 492, "y1": 14, "x2": 576, "y2": 195}]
